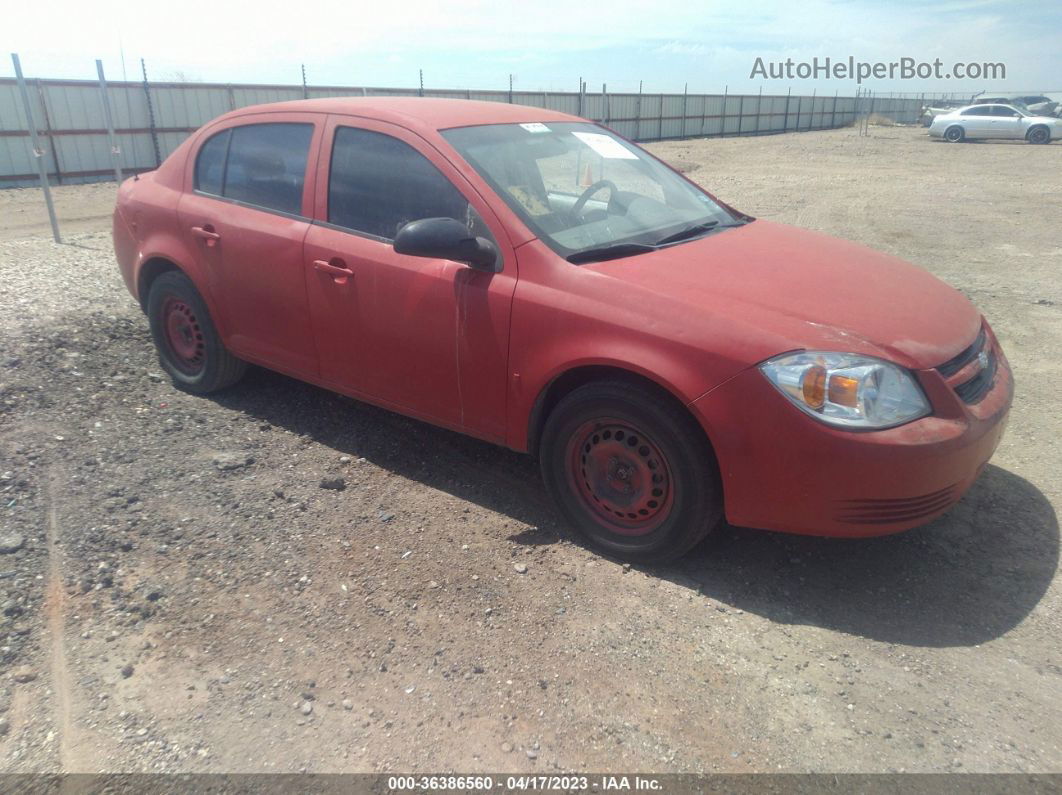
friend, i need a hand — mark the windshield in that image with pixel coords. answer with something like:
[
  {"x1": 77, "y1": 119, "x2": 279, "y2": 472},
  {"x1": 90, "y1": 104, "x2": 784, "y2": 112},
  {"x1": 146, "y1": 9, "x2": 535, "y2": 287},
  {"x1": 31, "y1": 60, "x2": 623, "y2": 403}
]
[{"x1": 442, "y1": 122, "x2": 743, "y2": 261}]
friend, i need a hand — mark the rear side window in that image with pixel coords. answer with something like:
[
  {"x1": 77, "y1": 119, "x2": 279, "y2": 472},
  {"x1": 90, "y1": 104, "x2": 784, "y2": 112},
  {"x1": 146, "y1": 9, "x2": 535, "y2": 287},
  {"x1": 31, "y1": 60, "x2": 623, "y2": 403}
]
[
  {"x1": 223, "y1": 124, "x2": 313, "y2": 215},
  {"x1": 194, "y1": 123, "x2": 313, "y2": 215},
  {"x1": 195, "y1": 130, "x2": 229, "y2": 195},
  {"x1": 328, "y1": 127, "x2": 478, "y2": 240}
]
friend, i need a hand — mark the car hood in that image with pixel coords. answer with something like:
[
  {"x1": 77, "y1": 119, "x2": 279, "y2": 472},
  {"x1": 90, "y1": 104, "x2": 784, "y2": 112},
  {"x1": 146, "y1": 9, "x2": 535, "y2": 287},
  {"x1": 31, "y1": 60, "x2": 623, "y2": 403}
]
[{"x1": 585, "y1": 220, "x2": 981, "y2": 370}]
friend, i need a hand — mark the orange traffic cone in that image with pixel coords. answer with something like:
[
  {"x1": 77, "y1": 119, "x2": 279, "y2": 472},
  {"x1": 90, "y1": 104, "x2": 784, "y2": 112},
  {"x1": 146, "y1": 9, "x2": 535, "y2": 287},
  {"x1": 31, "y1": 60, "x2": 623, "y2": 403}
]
[{"x1": 580, "y1": 161, "x2": 594, "y2": 187}]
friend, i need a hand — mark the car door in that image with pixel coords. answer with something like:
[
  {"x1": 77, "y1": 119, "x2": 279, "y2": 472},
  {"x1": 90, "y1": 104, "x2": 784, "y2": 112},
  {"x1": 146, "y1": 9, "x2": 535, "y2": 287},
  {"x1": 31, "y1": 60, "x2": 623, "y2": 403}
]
[
  {"x1": 177, "y1": 114, "x2": 323, "y2": 377},
  {"x1": 961, "y1": 106, "x2": 994, "y2": 137},
  {"x1": 304, "y1": 115, "x2": 518, "y2": 442},
  {"x1": 992, "y1": 106, "x2": 1024, "y2": 139}
]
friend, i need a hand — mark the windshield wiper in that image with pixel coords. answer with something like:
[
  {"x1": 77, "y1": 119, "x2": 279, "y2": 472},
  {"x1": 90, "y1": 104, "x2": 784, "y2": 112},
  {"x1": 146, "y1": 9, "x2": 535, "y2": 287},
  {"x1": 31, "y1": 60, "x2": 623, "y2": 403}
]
[
  {"x1": 567, "y1": 242, "x2": 657, "y2": 264},
  {"x1": 651, "y1": 220, "x2": 721, "y2": 247}
]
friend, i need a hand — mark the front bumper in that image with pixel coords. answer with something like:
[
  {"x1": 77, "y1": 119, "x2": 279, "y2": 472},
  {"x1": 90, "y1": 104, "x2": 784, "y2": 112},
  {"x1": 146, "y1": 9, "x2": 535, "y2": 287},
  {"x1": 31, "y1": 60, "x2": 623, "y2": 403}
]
[{"x1": 690, "y1": 330, "x2": 1013, "y2": 537}]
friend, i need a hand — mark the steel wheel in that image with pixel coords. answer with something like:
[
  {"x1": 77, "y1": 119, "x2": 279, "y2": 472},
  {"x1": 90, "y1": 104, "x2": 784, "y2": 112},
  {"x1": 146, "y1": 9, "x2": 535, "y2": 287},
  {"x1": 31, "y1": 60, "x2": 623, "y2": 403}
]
[
  {"x1": 147, "y1": 271, "x2": 246, "y2": 393},
  {"x1": 539, "y1": 379, "x2": 722, "y2": 563},
  {"x1": 162, "y1": 297, "x2": 206, "y2": 375},
  {"x1": 944, "y1": 126, "x2": 964, "y2": 142},
  {"x1": 566, "y1": 419, "x2": 675, "y2": 536}
]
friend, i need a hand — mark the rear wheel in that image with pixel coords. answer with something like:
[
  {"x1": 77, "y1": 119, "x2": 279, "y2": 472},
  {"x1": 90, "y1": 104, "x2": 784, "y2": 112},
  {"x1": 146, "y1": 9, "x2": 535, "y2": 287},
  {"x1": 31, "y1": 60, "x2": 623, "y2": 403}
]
[
  {"x1": 1027, "y1": 126, "x2": 1050, "y2": 144},
  {"x1": 146, "y1": 271, "x2": 246, "y2": 393},
  {"x1": 944, "y1": 125, "x2": 965, "y2": 143},
  {"x1": 539, "y1": 380, "x2": 722, "y2": 563}
]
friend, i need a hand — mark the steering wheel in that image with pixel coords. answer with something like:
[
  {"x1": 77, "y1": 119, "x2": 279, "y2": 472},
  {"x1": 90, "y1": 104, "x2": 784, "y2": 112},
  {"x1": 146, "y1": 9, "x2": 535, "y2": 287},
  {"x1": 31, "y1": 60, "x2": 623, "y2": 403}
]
[{"x1": 570, "y1": 179, "x2": 619, "y2": 220}]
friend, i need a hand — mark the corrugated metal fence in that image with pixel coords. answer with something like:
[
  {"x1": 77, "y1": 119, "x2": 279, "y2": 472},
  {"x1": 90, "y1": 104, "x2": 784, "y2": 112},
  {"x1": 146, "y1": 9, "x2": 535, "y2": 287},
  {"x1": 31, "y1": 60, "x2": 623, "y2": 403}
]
[{"x1": 0, "y1": 77, "x2": 924, "y2": 187}]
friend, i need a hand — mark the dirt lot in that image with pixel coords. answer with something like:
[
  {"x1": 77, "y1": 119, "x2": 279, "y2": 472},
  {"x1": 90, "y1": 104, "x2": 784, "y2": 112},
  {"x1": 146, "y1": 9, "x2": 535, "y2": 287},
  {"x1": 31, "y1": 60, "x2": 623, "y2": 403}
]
[{"x1": 0, "y1": 126, "x2": 1059, "y2": 774}]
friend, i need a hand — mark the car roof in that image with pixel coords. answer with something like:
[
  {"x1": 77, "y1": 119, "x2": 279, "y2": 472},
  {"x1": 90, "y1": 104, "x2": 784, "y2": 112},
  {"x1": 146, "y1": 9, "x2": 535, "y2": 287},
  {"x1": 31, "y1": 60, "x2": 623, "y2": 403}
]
[
  {"x1": 218, "y1": 97, "x2": 583, "y2": 132},
  {"x1": 954, "y1": 103, "x2": 1020, "y2": 112}
]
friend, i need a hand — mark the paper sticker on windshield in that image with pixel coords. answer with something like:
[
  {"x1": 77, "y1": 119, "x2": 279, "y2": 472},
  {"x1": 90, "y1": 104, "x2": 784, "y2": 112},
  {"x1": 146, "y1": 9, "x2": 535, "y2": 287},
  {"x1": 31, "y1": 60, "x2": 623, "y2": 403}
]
[
  {"x1": 520, "y1": 122, "x2": 551, "y2": 133},
  {"x1": 572, "y1": 132, "x2": 638, "y2": 159}
]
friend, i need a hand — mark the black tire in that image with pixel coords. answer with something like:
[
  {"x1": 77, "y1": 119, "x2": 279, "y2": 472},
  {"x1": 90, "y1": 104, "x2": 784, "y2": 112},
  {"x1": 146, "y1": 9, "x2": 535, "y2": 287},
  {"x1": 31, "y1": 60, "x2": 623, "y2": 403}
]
[
  {"x1": 1026, "y1": 126, "x2": 1050, "y2": 144},
  {"x1": 944, "y1": 125, "x2": 965, "y2": 143},
  {"x1": 146, "y1": 271, "x2": 246, "y2": 393},
  {"x1": 539, "y1": 380, "x2": 722, "y2": 563}
]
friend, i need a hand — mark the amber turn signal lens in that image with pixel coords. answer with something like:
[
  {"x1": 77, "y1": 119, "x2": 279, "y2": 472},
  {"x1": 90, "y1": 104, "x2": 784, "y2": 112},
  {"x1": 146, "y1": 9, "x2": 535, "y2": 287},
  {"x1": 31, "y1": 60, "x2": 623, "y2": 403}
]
[
  {"x1": 828, "y1": 374, "x2": 861, "y2": 407},
  {"x1": 801, "y1": 365, "x2": 827, "y2": 409}
]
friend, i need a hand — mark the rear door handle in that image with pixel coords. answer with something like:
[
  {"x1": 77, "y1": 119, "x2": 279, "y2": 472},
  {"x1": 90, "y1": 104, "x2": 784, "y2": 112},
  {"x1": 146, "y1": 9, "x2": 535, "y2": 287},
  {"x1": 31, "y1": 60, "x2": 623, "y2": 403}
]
[
  {"x1": 314, "y1": 259, "x2": 354, "y2": 279},
  {"x1": 191, "y1": 225, "x2": 221, "y2": 247}
]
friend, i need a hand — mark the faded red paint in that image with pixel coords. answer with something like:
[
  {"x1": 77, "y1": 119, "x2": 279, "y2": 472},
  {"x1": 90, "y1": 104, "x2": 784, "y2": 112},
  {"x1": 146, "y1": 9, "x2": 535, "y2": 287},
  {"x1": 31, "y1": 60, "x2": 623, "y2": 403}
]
[{"x1": 113, "y1": 97, "x2": 1013, "y2": 538}]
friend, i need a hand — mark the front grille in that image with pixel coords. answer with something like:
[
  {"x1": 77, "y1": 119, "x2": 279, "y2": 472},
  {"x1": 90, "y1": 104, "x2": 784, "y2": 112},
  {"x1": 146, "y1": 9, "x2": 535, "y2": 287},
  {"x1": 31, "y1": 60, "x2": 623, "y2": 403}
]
[
  {"x1": 954, "y1": 349, "x2": 997, "y2": 403},
  {"x1": 935, "y1": 326, "x2": 997, "y2": 405},
  {"x1": 835, "y1": 484, "x2": 958, "y2": 525},
  {"x1": 937, "y1": 327, "x2": 986, "y2": 377}
]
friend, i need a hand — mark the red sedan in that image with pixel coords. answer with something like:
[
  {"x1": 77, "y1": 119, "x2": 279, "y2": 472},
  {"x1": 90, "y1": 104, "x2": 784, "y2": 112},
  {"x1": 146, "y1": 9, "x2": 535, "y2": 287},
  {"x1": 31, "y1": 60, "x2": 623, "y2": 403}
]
[{"x1": 112, "y1": 98, "x2": 1013, "y2": 562}]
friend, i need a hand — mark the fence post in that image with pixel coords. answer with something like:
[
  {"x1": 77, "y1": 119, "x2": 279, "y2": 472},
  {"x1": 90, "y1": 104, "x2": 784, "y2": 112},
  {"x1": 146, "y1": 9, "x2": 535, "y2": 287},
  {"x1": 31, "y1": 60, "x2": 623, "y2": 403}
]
[
  {"x1": 682, "y1": 82, "x2": 688, "y2": 138},
  {"x1": 601, "y1": 83, "x2": 608, "y2": 124},
  {"x1": 418, "y1": 69, "x2": 424, "y2": 97},
  {"x1": 578, "y1": 77, "x2": 585, "y2": 117},
  {"x1": 35, "y1": 79, "x2": 63, "y2": 184},
  {"x1": 755, "y1": 85, "x2": 762, "y2": 134},
  {"x1": 96, "y1": 59, "x2": 123, "y2": 184},
  {"x1": 10, "y1": 53, "x2": 61, "y2": 243},
  {"x1": 508, "y1": 74, "x2": 513, "y2": 104},
  {"x1": 830, "y1": 89, "x2": 838, "y2": 128},
  {"x1": 140, "y1": 58, "x2": 161, "y2": 167},
  {"x1": 720, "y1": 84, "x2": 727, "y2": 136},
  {"x1": 736, "y1": 93, "x2": 744, "y2": 135},
  {"x1": 808, "y1": 88, "x2": 816, "y2": 130},
  {"x1": 301, "y1": 64, "x2": 308, "y2": 99},
  {"x1": 782, "y1": 86, "x2": 790, "y2": 131},
  {"x1": 636, "y1": 80, "x2": 642, "y2": 140}
]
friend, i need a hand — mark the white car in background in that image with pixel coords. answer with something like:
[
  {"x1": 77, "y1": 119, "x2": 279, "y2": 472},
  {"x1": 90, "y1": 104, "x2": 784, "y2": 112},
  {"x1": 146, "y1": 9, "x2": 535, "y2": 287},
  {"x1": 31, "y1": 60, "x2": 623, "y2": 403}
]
[{"x1": 929, "y1": 104, "x2": 1061, "y2": 144}]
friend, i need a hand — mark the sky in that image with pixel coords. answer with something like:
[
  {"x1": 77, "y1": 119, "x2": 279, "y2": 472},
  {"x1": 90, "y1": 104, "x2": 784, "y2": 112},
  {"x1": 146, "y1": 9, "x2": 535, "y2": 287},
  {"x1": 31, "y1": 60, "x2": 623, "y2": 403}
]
[{"x1": 3, "y1": 0, "x2": 1061, "y2": 95}]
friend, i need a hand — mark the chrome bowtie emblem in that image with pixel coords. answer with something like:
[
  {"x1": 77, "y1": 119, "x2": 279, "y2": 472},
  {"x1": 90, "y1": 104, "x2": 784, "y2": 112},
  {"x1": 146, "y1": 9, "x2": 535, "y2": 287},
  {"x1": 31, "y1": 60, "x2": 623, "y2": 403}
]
[{"x1": 977, "y1": 350, "x2": 989, "y2": 371}]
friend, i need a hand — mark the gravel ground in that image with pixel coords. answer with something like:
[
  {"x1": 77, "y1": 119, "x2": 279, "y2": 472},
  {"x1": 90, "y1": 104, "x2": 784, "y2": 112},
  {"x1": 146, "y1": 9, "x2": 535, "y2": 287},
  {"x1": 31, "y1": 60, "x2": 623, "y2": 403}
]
[{"x1": 0, "y1": 125, "x2": 1059, "y2": 773}]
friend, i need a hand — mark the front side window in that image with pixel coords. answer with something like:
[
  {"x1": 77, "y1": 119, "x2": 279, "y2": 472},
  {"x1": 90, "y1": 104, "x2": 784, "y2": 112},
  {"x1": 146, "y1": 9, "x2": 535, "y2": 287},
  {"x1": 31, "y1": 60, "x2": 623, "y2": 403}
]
[
  {"x1": 194, "y1": 123, "x2": 313, "y2": 215},
  {"x1": 993, "y1": 106, "x2": 1020, "y2": 117},
  {"x1": 442, "y1": 122, "x2": 741, "y2": 261},
  {"x1": 962, "y1": 107, "x2": 991, "y2": 116},
  {"x1": 328, "y1": 127, "x2": 488, "y2": 241}
]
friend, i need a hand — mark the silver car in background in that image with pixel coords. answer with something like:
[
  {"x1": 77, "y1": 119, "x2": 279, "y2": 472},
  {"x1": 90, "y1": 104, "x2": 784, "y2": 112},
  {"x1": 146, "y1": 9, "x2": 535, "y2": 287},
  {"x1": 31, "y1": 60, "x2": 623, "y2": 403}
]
[{"x1": 929, "y1": 104, "x2": 1062, "y2": 144}]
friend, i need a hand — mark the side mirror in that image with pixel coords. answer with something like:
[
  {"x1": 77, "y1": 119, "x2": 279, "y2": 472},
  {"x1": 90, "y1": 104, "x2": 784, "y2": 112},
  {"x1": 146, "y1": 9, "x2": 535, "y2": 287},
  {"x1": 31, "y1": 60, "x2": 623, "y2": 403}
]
[{"x1": 393, "y1": 217, "x2": 500, "y2": 272}]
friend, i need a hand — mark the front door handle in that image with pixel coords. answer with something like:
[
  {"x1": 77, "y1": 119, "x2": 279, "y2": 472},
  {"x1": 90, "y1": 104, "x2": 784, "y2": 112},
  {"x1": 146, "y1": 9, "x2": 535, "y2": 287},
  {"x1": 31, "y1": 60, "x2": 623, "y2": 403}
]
[
  {"x1": 191, "y1": 225, "x2": 221, "y2": 248},
  {"x1": 314, "y1": 259, "x2": 354, "y2": 280}
]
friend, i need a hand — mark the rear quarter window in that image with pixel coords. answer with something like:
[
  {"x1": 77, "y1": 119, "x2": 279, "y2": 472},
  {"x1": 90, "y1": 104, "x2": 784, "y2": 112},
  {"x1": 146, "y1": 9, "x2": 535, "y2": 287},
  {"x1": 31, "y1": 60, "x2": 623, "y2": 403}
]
[{"x1": 195, "y1": 129, "x2": 230, "y2": 195}]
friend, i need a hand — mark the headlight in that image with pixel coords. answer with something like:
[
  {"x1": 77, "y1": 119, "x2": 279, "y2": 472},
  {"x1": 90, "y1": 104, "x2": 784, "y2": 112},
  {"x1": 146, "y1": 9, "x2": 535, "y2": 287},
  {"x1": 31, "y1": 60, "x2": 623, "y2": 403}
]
[{"x1": 759, "y1": 351, "x2": 930, "y2": 429}]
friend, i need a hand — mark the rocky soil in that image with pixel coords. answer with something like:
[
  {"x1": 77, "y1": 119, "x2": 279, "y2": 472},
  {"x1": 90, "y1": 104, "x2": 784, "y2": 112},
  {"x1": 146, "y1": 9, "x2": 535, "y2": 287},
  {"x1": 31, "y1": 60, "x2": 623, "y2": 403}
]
[{"x1": 0, "y1": 126, "x2": 1059, "y2": 773}]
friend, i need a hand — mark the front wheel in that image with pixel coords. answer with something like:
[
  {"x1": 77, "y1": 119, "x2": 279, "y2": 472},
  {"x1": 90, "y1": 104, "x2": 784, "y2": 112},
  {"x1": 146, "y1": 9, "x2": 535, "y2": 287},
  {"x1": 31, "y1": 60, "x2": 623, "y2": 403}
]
[
  {"x1": 146, "y1": 271, "x2": 246, "y2": 393},
  {"x1": 539, "y1": 380, "x2": 722, "y2": 563},
  {"x1": 944, "y1": 125, "x2": 965, "y2": 143},
  {"x1": 1027, "y1": 126, "x2": 1050, "y2": 144}
]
